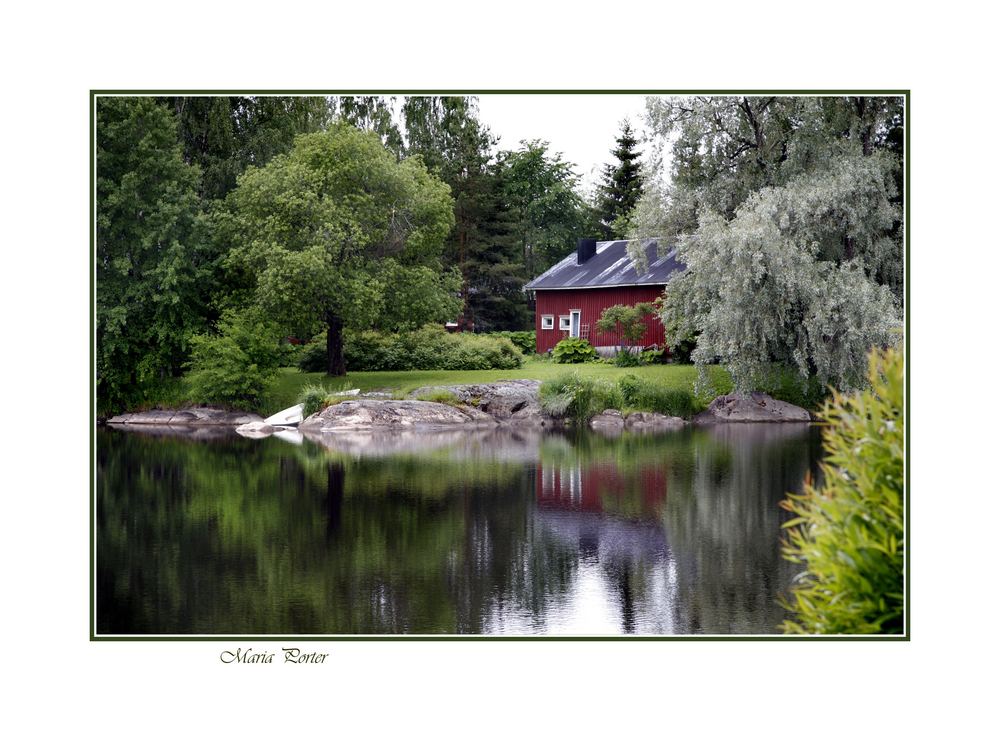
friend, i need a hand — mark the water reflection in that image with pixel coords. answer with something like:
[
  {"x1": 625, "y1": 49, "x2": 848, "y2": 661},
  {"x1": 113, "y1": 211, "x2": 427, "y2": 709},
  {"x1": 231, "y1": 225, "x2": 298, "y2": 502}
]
[{"x1": 97, "y1": 423, "x2": 822, "y2": 635}]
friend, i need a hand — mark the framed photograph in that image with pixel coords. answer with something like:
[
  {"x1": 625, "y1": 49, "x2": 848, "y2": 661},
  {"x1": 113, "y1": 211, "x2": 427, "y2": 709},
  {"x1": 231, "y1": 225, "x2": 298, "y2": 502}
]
[{"x1": 93, "y1": 91, "x2": 907, "y2": 641}]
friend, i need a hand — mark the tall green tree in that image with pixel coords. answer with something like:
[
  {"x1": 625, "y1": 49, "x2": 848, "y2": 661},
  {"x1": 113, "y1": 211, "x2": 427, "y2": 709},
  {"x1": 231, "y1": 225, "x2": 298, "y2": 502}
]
[
  {"x1": 96, "y1": 97, "x2": 212, "y2": 413},
  {"x1": 162, "y1": 96, "x2": 330, "y2": 199},
  {"x1": 499, "y1": 140, "x2": 592, "y2": 279},
  {"x1": 218, "y1": 122, "x2": 459, "y2": 376},
  {"x1": 331, "y1": 96, "x2": 405, "y2": 158},
  {"x1": 401, "y1": 97, "x2": 530, "y2": 329},
  {"x1": 595, "y1": 120, "x2": 643, "y2": 239}
]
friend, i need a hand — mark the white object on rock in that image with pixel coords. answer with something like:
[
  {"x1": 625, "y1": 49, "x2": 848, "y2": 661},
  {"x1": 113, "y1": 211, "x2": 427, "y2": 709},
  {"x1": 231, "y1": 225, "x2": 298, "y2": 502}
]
[
  {"x1": 264, "y1": 403, "x2": 305, "y2": 426},
  {"x1": 333, "y1": 388, "x2": 361, "y2": 397}
]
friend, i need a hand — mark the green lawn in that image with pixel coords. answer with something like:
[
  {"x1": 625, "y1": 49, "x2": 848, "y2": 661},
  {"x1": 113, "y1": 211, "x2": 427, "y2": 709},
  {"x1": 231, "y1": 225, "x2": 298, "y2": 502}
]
[{"x1": 260, "y1": 360, "x2": 734, "y2": 415}]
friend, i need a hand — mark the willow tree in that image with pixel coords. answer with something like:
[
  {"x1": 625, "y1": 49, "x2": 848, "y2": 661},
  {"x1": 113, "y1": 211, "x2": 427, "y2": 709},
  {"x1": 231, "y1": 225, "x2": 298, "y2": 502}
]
[
  {"x1": 629, "y1": 95, "x2": 904, "y2": 392},
  {"x1": 218, "y1": 122, "x2": 459, "y2": 375}
]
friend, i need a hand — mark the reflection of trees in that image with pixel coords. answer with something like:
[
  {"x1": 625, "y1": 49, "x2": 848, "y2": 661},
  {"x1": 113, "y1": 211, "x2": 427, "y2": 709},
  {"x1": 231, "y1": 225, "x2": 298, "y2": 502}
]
[
  {"x1": 97, "y1": 429, "x2": 578, "y2": 634},
  {"x1": 660, "y1": 424, "x2": 824, "y2": 634},
  {"x1": 97, "y1": 424, "x2": 822, "y2": 635}
]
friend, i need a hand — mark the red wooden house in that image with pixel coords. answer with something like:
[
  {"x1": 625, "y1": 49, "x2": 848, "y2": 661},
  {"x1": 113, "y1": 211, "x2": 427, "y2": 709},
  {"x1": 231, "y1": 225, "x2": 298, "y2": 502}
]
[{"x1": 524, "y1": 238, "x2": 685, "y2": 355}]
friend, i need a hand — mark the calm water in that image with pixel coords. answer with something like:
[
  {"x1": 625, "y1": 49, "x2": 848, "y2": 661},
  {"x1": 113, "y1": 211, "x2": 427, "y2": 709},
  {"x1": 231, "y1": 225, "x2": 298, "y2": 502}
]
[{"x1": 96, "y1": 423, "x2": 824, "y2": 635}]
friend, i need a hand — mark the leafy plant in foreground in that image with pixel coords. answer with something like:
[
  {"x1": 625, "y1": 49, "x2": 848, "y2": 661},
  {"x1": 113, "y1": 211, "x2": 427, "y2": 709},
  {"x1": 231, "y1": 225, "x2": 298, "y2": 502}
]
[{"x1": 780, "y1": 344, "x2": 904, "y2": 634}]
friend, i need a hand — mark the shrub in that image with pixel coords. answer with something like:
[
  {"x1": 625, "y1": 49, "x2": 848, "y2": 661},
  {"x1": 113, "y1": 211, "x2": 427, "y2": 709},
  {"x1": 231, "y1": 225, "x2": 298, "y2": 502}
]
[
  {"x1": 297, "y1": 338, "x2": 328, "y2": 372},
  {"x1": 298, "y1": 384, "x2": 329, "y2": 418},
  {"x1": 490, "y1": 330, "x2": 535, "y2": 355},
  {"x1": 612, "y1": 349, "x2": 643, "y2": 368},
  {"x1": 640, "y1": 347, "x2": 667, "y2": 365},
  {"x1": 752, "y1": 366, "x2": 828, "y2": 412},
  {"x1": 616, "y1": 375, "x2": 697, "y2": 418},
  {"x1": 186, "y1": 311, "x2": 283, "y2": 411},
  {"x1": 298, "y1": 381, "x2": 357, "y2": 416},
  {"x1": 780, "y1": 345, "x2": 904, "y2": 634},
  {"x1": 540, "y1": 372, "x2": 620, "y2": 425},
  {"x1": 552, "y1": 337, "x2": 598, "y2": 364},
  {"x1": 340, "y1": 326, "x2": 523, "y2": 372}
]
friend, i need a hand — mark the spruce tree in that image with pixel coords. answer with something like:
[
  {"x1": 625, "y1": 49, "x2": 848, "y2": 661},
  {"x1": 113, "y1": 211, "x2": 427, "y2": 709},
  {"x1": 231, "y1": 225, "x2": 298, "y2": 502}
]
[{"x1": 596, "y1": 120, "x2": 643, "y2": 239}]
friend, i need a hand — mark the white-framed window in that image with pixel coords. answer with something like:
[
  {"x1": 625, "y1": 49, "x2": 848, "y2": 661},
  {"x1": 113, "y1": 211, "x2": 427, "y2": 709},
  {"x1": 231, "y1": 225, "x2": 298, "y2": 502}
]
[
  {"x1": 559, "y1": 315, "x2": 571, "y2": 331},
  {"x1": 541, "y1": 315, "x2": 554, "y2": 330}
]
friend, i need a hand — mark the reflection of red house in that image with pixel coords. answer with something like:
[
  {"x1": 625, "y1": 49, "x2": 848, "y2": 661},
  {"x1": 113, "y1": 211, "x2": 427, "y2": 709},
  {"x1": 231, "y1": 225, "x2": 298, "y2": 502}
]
[{"x1": 535, "y1": 462, "x2": 668, "y2": 518}]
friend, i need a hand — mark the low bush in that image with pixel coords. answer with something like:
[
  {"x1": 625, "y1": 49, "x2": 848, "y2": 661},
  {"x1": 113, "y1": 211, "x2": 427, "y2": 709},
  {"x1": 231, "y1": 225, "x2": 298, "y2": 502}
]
[
  {"x1": 780, "y1": 345, "x2": 904, "y2": 634},
  {"x1": 640, "y1": 347, "x2": 667, "y2": 365},
  {"x1": 490, "y1": 330, "x2": 535, "y2": 355},
  {"x1": 539, "y1": 372, "x2": 621, "y2": 426},
  {"x1": 186, "y1": 311, "x2": 283, "y2": 411},
  {"x1": 612, "y1": 349, "x2": 643, "y2": 368},
  {"x1": 751, "y1": 366, "x2": 828, "y2": 412},
  {"x1": 298, "y1": 381, "x2": 357, "y2": 417},
  {"x1": 552, "y1": 337, "x2": 598, "y2": 364},
  {"x1": 616, "y1": 374, "x2": 697, "y2": 418},
  {"x1": 298, "y1": 384, "x2": 328, "y2": 418},
  {"x1": 314, "y1": 325, "x2": 525, "y2": 372},
  {"x1": 298, "y1": 339, "x2": 328, "y2": 373}
]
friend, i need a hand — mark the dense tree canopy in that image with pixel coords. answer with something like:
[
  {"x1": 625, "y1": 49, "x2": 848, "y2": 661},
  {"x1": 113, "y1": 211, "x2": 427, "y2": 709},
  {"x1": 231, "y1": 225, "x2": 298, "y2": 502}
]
[
  {"x1": 630, "y1": 95, "x2": 904, "y2": 390},
  {"x1": 218, "y1": 122, "x2": 459, "y2": 375},
  {"x1": 500, "y1": 140, "x2": 592, "y2": 280},
  {"x1": 162, "y1": 96, "x2": 330, "y2": 199},
  {"x1": 96, "y1": 97, "x2": 213, "y2": 412}
]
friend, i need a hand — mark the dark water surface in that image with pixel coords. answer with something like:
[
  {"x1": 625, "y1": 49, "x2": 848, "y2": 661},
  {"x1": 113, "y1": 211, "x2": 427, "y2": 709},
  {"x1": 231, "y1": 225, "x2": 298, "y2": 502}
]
[{"x1": 96, "y1": 423, "x2": 823, "y2": 635}]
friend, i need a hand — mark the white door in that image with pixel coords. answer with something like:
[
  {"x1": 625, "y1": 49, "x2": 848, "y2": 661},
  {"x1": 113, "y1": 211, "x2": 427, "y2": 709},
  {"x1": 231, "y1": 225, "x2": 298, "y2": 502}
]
[{"x1": 570, "y1": 310, "x2": 581, "y2": 338}]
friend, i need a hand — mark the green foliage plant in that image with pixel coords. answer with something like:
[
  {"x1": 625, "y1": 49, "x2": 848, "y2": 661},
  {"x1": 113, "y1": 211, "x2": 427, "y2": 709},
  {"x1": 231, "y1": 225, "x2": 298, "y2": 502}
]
[
  {"x1": 616, "y1": 374, "x2": 697, "y2": 418},
  {"x1": 539, "y1": 372, "x2": 621, "y2": 426},
  {"x1": 490, "y1": 330, "x2": 535, "y2": 355},
  {"x1": 186, "y1": 310, "x2": 284, "y2": 411},
  {"x1": 298, "y1": 384, "x2": 329, "y2": 418},
  {"x1": 552, "y1": 337, "x2": 598, "y2": 364},
  {"x1": 780, "y1": 345, "x2": 904, "y2": 634}
]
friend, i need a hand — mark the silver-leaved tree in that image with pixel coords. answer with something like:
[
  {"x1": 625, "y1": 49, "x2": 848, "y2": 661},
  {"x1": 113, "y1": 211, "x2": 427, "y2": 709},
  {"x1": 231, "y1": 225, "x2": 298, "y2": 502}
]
[{"x1": 628, "y1": 96, "x2": 903, "y2": 392}]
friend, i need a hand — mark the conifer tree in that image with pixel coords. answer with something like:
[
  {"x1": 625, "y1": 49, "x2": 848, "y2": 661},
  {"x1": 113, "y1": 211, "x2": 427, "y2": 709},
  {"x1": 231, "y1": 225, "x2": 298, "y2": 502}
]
[{"x1": 596, "y1": 120, "x2": 643, "y2": 239}]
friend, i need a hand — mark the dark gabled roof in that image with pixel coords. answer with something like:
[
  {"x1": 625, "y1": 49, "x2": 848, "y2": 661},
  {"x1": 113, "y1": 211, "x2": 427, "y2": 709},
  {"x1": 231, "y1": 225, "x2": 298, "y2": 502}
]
[{"x1": 523, "y1": 239, "x2": 684, "y2": 291}]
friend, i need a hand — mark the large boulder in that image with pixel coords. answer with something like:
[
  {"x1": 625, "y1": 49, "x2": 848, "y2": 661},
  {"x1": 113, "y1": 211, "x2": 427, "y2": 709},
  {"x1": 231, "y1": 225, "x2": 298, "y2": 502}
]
[
  {"x1": 409, "y1": 379, "x2": 541, "y2": 420},
  {"x1": 299, "y1": 399, "x2": 498, "y2": 432},
  {"x1": 107, "y1": 407, "x2": 263, "y2": 426},
  {"x1": 624, "y1": 412, "x2": 687, "y2": 432},
  {"x1": 693, "y1": 392, "x2": 811, "y2": 423}
]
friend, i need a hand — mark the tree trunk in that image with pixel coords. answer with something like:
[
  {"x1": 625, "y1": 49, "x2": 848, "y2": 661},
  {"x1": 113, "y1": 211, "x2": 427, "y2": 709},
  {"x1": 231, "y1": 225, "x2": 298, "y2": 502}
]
[{"x1": 326, "y1": 313, "x2": 346, "y2": 376}]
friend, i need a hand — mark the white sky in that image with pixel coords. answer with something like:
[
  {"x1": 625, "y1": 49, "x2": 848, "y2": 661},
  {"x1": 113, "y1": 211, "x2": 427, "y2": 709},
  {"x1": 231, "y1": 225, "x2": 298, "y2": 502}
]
[{"x1": 475, "y1": 94, "x2": 655, "y2": 194}]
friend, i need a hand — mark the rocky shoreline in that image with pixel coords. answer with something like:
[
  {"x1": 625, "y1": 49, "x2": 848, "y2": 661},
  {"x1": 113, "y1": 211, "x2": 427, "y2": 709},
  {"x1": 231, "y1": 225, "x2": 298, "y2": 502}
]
[{"x1": 106, "y1": 379, "x2": 814, "y2": 441}]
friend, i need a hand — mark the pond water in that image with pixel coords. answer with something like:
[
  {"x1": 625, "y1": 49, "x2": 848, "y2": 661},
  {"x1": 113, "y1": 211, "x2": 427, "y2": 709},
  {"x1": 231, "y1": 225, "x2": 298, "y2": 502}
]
[{"x1": 96, "y1": 423, "x2": 824, "y2": 636}]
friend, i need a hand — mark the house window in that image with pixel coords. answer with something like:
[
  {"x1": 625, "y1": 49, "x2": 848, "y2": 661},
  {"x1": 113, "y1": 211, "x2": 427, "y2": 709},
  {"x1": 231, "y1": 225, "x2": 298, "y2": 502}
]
[
  {"x1": 541, "y1": 315, "x2": 554, "y2": 330},
  {"x1": 559, "y1": 315, "x2": 571, "y2": 331}
]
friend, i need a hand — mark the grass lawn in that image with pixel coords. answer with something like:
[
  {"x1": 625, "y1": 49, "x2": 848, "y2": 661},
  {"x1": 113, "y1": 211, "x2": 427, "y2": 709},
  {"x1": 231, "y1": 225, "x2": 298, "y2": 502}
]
[{"x1": 260, "y1": 359, "x2": 734, "y2": 415}]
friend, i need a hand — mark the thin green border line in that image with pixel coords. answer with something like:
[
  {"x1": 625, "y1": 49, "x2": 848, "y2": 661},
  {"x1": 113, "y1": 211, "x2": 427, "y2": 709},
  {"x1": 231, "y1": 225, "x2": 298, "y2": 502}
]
[{"x1": 90, "y1": 89, "x2": 910, "y2": 642}]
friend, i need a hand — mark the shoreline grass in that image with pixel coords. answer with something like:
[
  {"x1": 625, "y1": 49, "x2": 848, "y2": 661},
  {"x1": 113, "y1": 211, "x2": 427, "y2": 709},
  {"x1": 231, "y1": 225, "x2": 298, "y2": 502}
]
[{"x1": 137, "y1": 360, "x2": 733, "y2": 417}]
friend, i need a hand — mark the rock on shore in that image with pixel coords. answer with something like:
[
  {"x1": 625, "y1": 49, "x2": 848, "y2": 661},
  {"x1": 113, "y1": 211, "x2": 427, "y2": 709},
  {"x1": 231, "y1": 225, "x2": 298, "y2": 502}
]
[
  {"x1": 299, "y1": 399, "x2": 498, "y2": 432},
  {"x1": 107, "y1": 408, "x2": 262, "y2": 426},
  {"x1": 409, "y1": 379, "x2": 542, "y2": 420},
  {"x1": 693, "y1": 392, "x2": 811, "y2": 423}
]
